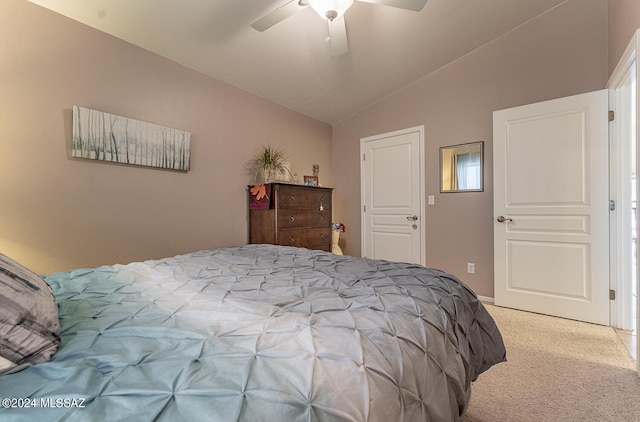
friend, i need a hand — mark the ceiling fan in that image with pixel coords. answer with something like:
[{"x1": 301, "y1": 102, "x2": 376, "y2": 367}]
[{"x1": 251, "y1": 0, "x2": 428, "y2": 57}]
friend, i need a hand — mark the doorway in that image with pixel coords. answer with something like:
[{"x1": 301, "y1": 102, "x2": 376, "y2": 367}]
[{"x1": 608, "y1": 29, "x2": 639, "y2": 365}]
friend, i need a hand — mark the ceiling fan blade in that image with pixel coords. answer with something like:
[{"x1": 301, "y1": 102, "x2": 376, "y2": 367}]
[
  {"x1": 356, "y1": 0, "x2": 427, "y2": 12},
  {"x1": 328, "y1": 16, "x2": 348, "y2": 56},
  {"x1": 251, "y1": 1, "x2": 308, "y2": 32}
]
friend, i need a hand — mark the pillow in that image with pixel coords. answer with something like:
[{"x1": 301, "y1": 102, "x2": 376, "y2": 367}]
[
  {"x1": 0, "y1": 355, "x2": 16, "y2": 373},
  {"x1": 0, "y1": 253, "x2": 60, "y2": 374}
]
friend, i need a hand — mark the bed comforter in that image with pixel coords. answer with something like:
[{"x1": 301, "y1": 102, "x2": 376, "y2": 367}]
[{"x1": 0, "y1": 245, "x2": 505, "y2": 421}]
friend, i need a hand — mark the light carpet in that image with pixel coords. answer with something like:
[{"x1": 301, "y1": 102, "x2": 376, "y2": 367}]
[{"x1": 462, "y1": 305, "x2": 640, "y2": 422}]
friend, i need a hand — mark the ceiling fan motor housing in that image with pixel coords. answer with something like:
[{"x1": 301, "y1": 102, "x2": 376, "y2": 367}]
[
  {"x1": 325, "y1": 10, "x2": 338, "y2": 20},
  {"x1": 309, "y1": 0, "x2": 355, "y2": 21}
]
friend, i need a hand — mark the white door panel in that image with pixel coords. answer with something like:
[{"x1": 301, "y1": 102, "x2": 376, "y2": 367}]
[
  {"x1": 494, "y1": 90, "x2": 610, "y2": 325},
  {"x1": 508, "y1": 241, "x2": 589, "y2": 297},
  {"x1": 372, "y1": 231, "x2": 413, "y2": 263},
  {"x1": 371, "y1": 143, "x2": 413, "y2": 208},
  {"x1": 361, "y1": 127, "x2": 425, "y2": 265},
  {"x1": 506, "y1": 110, "x2": 589, "y2": 205}
]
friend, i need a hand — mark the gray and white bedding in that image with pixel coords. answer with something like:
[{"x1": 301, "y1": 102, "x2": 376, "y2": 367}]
[{"x1": 0, "y1": 244, "x2": 505, "y2": 421}]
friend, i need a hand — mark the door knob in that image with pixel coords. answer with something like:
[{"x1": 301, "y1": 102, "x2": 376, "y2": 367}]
[
  {"x1": 407, "y1": 215, "x2": 418, "y2": 221},
  {"x1": 496, "y1": 216, "x2": 513, "y2": 223}
]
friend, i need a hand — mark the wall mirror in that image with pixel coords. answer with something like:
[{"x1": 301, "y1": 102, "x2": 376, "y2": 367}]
[{"x1": 440, "y1": 141, "x2": 484, "y2": 192}]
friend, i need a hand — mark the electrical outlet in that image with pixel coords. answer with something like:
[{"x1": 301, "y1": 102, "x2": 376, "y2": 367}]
[{"x1": 467, "y1": 263, "x2": 475, "y2": 274}]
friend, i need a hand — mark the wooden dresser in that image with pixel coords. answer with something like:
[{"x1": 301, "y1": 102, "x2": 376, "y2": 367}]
[{"x1": 249, "y1": 183, "x2": 333, "y2": 251}]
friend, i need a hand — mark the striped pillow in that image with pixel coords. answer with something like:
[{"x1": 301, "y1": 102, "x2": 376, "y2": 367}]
[{"x1": 0, "y1": 253, "x2": 60, "y2": 374}]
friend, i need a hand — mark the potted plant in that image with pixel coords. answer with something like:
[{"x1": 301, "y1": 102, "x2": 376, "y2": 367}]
[{"x1": 248, "y1": 145, "x2": 291, "y2": 183}]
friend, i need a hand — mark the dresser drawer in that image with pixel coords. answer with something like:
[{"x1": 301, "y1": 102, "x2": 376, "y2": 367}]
[
  {"x1": 277, "y1": 185, "x2": 332, "y2": 210},
  {"x1": 277, "y1": 210, "x2": 330, "y2": 229},
  {"x1": 277, "y1": 227, "x2": 331, "y2": 249}
]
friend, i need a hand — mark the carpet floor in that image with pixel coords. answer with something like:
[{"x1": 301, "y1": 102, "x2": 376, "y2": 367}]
[{"x1": 462, "y1": 305, "x2": 640, "y2": 422}]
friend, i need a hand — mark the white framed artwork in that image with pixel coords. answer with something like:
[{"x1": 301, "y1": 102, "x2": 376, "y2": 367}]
[{"x1": 72, "y1": 106, "x2": 191, "y2": 171}]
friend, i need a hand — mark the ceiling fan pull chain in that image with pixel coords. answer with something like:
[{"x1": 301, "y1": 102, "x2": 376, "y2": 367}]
[{"x1": 327, "y1": 20, "x2": 335, "y2": 60}]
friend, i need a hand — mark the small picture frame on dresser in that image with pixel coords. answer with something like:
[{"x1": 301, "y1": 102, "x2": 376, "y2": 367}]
[{"x1": 304, "y1": 176, "x2": 318, "y2": 186}]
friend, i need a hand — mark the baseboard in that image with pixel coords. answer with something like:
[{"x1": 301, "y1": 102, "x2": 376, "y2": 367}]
[{"x1": 478, "y1": 295, "x2": 495, "y2": 304}]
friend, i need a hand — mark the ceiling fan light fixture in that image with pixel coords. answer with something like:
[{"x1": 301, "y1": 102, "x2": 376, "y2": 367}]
[{"x1": 308, "y1": 0, "x2": 355, "y2": 21}]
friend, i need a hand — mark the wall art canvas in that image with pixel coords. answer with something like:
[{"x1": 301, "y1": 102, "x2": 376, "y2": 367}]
[{"x1": 72, "y1": 106, "x2": 191, "y2": 171}]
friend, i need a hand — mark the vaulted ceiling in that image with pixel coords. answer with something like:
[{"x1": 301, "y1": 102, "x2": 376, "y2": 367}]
[{"x1": 28, "y1": 0, "x2": 568, "y2": 124}]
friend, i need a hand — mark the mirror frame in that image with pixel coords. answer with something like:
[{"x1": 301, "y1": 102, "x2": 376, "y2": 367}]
[{"x1": 439, "y1": 141, "x2": 484, "y2": 193}]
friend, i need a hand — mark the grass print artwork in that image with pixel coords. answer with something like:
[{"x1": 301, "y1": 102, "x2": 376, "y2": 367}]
[{"x1": 72, "y1": 106, "x2": 191, "y2": 171}]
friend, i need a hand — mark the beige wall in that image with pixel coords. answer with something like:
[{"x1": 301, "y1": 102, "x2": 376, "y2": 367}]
[
  {"x1": 332, "y1": 0, "x2": 608, "y2": 297},
  {"x1": 0, "y1": 0, "x2": 332, "y2": 274},
  {"x1": 607, "y1": 0, "x2": 640, "y2": 77}
]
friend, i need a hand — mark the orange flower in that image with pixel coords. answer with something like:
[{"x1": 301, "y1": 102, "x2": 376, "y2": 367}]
[{"x1": 250, "y1": 184, "x2": 268, "y2": 201}]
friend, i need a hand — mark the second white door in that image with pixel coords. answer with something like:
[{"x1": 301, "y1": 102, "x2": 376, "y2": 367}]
[
  {"x1": 361, "y1": 126, "x2": 425, "y2": 265},
  {"x1": 493, "y1": 90, "x2": 610, "y2": 325}
]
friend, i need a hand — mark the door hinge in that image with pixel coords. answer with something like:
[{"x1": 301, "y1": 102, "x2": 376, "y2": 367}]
[
  {"x1": 610, "y1": 289, "x2": 616, "y2": 300},
  {"x1": 609, "y1": 110, "x2": 615, "y2": 121},
  {"x1": 609, "y1": 200, "x2": 616, "y2": 211},
  {"x1": 363, "y1": 153, "x2": 366, "y2": 161},
  {"x1": 363, "y1": 205, "x2": 366, "y2": 212}
]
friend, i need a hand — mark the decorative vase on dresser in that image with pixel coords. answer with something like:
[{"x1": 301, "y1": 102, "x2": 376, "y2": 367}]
[
  {"x1": 330, "y1": 230, "x2": 343, "y2": 255},
  {"x1": 248, "y1": 183, "x2": 333, "y2": 251}
]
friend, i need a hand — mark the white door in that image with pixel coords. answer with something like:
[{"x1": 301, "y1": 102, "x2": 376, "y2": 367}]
[
  {"x1": 361, "y1": 126, "x2": 425, "y2": 265},
  {"x1": 493, "y1": 90, "x2": 610, "y2": 325}
]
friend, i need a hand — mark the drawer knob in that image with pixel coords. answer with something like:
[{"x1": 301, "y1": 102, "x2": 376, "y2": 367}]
[
  {"x1": 320, "y1": 233, "x2": 324, "y2": 238},
  {"x1": 319, "y1": 215, "x2": 324, "y2": 220},
  {"x1": 290, "y1": 215, "x2": 295, "y2": 222},
  {"x1": 290, "y1": 195, "x2": 295, "y2": 201},
  {"x1": 289, "y1": 237, "x2": 295, "y2": 243}
]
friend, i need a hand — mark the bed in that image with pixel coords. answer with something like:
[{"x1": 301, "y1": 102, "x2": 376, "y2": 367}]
[{"x1": 0, "y1": 244, "x2": 505, "y2": 421}]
